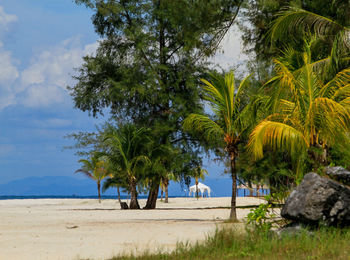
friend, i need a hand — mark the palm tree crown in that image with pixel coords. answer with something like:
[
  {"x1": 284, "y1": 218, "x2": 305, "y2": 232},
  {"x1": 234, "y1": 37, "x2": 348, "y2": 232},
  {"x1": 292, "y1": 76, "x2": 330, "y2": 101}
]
[
  {"x1": 248, "y1": 46, "x2": 350, "y2": 170},
  {"x1": 75, "y1": 152, "x2": 110, "y2": 202},
  {"x1": 103, "y1": 124, "x2": 151, "y2": 209}
]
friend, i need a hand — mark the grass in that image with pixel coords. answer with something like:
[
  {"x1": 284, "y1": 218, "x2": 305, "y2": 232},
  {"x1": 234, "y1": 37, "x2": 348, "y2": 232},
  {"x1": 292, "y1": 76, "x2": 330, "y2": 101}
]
[{"x1": 108, "y1": 226, "x2": 350, "y2": 260}]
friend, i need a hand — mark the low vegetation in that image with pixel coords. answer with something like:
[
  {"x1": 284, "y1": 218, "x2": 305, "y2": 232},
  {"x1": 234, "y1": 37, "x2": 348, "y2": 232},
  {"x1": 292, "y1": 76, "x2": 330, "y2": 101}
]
[{"x1": 108, "y1": 226, "x2": 350, "y2": 260}]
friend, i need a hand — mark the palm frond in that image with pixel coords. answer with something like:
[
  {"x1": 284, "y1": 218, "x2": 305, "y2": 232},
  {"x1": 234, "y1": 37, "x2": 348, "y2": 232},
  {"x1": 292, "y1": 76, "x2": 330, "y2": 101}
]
[
  {"x1": 248, "y1": 120, "x2": 308, "y2": 160},
  {"x1": 314, "y1": 97, "x2": 350, "y2": 132},
  {"x1": 322, "y1": 68, "x2": 350, "y2": 98},
  {"x1": 183, "y1": 113, "x2": 225, "y2": 144},
  {"x1": 269, "y1": 7, "x2": 346, "y2": 43},
  {"x1": 75, "y1": 169, "x2": 94, "y2": 179}
]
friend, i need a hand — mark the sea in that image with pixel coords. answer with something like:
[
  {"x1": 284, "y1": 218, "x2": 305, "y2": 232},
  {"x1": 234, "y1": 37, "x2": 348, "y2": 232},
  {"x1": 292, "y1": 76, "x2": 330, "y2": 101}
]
[{"x1": 0, "y1": 189, "x2": 269, "y2": 200}]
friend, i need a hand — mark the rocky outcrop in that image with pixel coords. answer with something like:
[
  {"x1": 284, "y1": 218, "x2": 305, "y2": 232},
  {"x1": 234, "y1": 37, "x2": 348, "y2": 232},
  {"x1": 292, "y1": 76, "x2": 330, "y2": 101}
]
[
  {"x1": 281, "y1": 172, "x2": 350, "y2": 226},
  {"x1": 324, "y1": 166, "x2": 350, "y2": 186}
]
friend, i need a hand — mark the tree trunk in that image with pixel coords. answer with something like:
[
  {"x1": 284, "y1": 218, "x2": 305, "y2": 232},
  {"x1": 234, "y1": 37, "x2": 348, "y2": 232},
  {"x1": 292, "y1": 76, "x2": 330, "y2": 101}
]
[
  {"x1": 97, "y1": 182, "x2": 101, "y2": 203},
  {"x1": 144, "y1": 181, "x2": 160, "y2": 209},
  {"x1": 117, "y1": 186, "x2": 121, "y2": 204},
  {"x1": 229, "y1": 156, "x2": 237, "y2": 220},
  {"x1": 195, "y1": 177, "x2": 199, "y2": 200},
  {"x1": 160, "y1": 188, "x2": 163, "y2": 201},
  {"x1": 129, "y1": 178, "x2": 140, "y2": 209},
  {"x1": 248, "y1": 180, "x2": 252, "y2": 197},
  {"x1": 164, "y1": 180, "x2": 169, "y2": 203},
  {"x1": 308, "y1": 143, "x2": 328, "y2": 170}
]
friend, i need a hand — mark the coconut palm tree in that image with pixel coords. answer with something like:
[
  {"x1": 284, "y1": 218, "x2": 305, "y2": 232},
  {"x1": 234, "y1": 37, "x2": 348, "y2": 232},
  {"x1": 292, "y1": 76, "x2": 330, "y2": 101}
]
[
  {"x1": 103, "y1": 124, "x2": 151, "y2": 209},
  {"x1": 183, "y1": 71, "x2": 251, "y2": 220},
  {"x1": 160, "y1": 172, "x2": 178, "y2": 203},
  {"x1": 269, "y1": 7, "x2": 350, "y2": 44},
  {"x1": 269, "y1": 7, "x2": 350, "y2": 80},
  {"x1": 248, "y1": 46, "x2": 350, "y2": 175},
  {"x1": 191, "y1": 166, "x2": 208, "y2": 200},
  {"x1": 102, "y1": 175, "x2": 123, "y2": 204},
  {"x1": 75, "y1": 153, "x2": 110, "y2": 203}
]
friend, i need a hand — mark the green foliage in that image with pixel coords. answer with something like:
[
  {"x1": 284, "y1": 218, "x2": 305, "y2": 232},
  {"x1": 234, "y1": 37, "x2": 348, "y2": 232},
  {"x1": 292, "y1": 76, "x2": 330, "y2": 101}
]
[
  {"x1": 108, "y1": 226, "x2": 350, "y2": 260},
  {"x1": 70, "y1": 0, "x2": 245, "y2": 198},
  {"x1": 183, "y1": 71, "x2": 253, "y2": 153},
  {"x1": 248, "y1": 43, "x2": 350, "y2": 171},
  {"x1": 240, "y1": 0, "x2": 350, "y2": 60},
  {"x1": 238, "y1": 148, "x2": 296, "y2": 198},
  {"x1": 246, "y1": 202, "x2": 276, "y2": 232},
  {"x1": 183, "y1": 71, "x2": 253, "y2": 219},
  {"x1": 75, "y1": 151, "x2": 111, "y2": 201},
  {"x1": 75, "y1": 152, "x2": 110, "y2": 182},
  {"x1": 240, "y1": 0, "x2": 350, "y2": 90}
]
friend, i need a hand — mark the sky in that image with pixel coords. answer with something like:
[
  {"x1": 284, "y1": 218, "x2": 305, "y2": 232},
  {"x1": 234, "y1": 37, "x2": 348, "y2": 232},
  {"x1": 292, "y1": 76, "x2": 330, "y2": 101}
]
[{"x1": 0, "y1": 0, "x2": 247, "y2": 185}]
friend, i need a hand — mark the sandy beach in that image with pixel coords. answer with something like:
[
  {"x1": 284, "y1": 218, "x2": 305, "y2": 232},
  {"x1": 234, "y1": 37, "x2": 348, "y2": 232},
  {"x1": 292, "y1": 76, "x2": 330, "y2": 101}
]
[{"x1": 0, "y1": 197, "x2": 265, "y2": 260}]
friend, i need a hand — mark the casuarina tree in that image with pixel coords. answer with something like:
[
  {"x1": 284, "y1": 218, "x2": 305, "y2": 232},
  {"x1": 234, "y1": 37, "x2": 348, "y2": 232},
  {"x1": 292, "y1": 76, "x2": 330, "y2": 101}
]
[{"x1": 70, "y1": 0, "x2": 244, "y2": 209}]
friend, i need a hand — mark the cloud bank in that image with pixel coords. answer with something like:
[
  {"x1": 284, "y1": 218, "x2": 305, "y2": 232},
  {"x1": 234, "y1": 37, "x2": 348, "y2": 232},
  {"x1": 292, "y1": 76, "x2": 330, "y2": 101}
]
[{"x1": 0, "y1": 5, "x2": 98, "y2": 110}]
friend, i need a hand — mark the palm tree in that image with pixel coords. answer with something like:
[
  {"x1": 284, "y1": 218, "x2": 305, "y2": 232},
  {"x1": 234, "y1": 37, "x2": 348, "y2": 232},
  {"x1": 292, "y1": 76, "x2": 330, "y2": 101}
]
[
  {"x1": 183, "y1": 71, "x2": 251, "y2": 220},
  {"x1": 248, "y1": 46, "x2": 350, "y2": 174},
  {"x1": 269, "y1": 7, "x2": 350, "y2": 80},
  {"x1": 75, "y1": 153, "x2": 110, "y2": 203},
  {"x1": 270, "y1": 7, "x2": 350, "y2": 44},
  {"x1": 102, "y1": 176, "x2": 123, "y2": 204},
  {"x1": 160, "y1": 172, "x2": 178, "y2": 203},
  {"x1": 103, "y1": 124, "x2": 151, "y2": 209},
  {"x1": 191, "y1": 166, "x2": 208, "y2": 199}
]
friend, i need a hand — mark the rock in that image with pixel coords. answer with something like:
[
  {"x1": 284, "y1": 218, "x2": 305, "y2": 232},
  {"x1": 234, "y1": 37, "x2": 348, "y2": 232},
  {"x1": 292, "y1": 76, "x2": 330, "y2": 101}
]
[
  {"x1": 120, "y1": 202, "x2": 129, "y2": 209},
  {"x1": 281, "y1": 172, "x2": 350, "y2": 226},
  {"x1": 324, "y1": 166, "x2": 350, "y2": 186},
  {"x1": 274, "y1": 222, "x2": 311, "y2": 237}
]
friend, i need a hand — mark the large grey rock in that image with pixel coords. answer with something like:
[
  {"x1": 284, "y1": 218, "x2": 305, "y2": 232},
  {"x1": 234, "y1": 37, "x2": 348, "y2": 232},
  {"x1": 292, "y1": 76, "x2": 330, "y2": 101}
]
[
  {"x1": 324, "y1": 166, "x2": 350, "y2": 186},
  {"x1": 281, "y1": 172, "x2": 350, "y2": 226}
]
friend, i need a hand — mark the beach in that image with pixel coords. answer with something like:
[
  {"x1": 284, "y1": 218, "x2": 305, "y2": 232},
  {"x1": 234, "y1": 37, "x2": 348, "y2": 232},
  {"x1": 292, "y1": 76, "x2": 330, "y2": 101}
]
[{"x1": 0, "y1": 197, "x2": 265, "y2": 260}]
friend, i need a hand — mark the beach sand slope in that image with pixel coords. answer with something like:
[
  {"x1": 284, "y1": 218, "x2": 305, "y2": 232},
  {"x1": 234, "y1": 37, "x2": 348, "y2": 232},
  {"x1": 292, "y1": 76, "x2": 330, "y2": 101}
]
[{"x1": 0, "y1": 197, "x2": 264, "y2": 260}]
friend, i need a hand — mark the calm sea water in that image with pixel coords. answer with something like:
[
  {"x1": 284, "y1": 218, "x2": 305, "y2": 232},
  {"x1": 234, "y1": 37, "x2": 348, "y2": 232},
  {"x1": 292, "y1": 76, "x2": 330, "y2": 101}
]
[{"x1": 0, "y1": 189, "x2": 269, "y2": 200}]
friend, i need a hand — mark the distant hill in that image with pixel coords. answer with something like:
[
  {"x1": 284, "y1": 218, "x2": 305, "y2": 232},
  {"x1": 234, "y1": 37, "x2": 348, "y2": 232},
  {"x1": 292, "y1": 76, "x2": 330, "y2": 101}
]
[
  {"x1": 0, "y1": 176, "x2": 233, "y2": 197},
  {"x1": 0, "y1": 176, "x2": 100, "y2": 196}
]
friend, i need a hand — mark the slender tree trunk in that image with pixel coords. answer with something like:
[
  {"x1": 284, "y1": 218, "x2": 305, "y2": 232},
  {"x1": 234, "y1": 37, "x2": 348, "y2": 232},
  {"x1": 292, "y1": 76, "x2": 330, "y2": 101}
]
[
  {"x1": 117, "y1": 186, "x2": 121, "y2": 204},
  {"x1": 195, "y1": 177, "x2": 199, "y2": 200},
  {"x1": 164, "y1": 178, "x2": 169, "y2": 203},
  {"x1": 248, "y1": 180, "x2": 252, "y2": 197},
  {"x1": 129, "y1": 178, "x2": 140, "y2": 209},
  {"x1": 229, "y1": 155, "x2": 237, "y2": 220},
  {"x1": 308, "y1": 143, "x2": 328, "y2": 170},
  {"x1": 144, "y1": 180, "x2": 160, "y2": 209},
  {"x1": 160, "y1": 188, "x2": 163, "y2": 201},
  {"x1": 97, "y1": 182, "x2": 101, "y2": 203}
]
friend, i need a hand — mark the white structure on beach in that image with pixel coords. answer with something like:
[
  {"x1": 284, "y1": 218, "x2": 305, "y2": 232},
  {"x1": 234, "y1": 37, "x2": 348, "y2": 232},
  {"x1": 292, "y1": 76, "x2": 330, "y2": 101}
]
[{"x1": 189, "y1": 182, "x2": 211, "y2": 197}]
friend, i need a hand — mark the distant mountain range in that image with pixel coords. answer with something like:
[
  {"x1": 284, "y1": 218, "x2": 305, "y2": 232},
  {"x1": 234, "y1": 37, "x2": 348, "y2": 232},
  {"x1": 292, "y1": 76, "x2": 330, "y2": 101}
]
[{"x1": 0, "y1": 176, "x2": 233, "y2": 197}]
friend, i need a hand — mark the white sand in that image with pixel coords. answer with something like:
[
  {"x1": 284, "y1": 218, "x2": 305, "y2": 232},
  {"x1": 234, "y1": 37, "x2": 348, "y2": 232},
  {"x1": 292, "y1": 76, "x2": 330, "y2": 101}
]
[{"x1": 0, "y1": 197, "x2": 265, "y2": 260}]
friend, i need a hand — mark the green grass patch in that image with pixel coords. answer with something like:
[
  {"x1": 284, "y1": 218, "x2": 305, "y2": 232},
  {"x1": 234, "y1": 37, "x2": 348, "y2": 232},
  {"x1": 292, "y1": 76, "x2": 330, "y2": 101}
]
[{"x1": 109, "y1": 226, "x2": 350, "y2": 260}]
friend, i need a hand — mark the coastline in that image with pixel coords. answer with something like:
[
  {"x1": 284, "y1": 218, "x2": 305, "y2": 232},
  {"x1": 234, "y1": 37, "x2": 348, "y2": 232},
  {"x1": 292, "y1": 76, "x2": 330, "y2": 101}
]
[{"x1": 0, "y1": 197, "x2": 265, "y2": 260}]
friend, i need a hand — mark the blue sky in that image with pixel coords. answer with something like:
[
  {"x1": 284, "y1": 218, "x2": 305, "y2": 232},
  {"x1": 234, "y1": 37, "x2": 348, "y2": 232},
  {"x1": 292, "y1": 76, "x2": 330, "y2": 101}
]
[{"x1": 0, "y1": 0, "x2": 246, "y2": 185}]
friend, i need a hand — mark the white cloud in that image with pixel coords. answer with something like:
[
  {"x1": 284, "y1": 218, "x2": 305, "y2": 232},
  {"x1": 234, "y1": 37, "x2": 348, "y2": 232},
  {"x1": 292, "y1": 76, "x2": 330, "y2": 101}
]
[
  {"x1": 0, "y1": 41, "x2": 19, "y2": 109},
  {"x1": 20, "y1": 84, "x2": 66, "y2": 107},
  {"x1": 0, "y1": 6, "x2": 17, "y2": 30},
  {"x1": 0, "y1": 42, "x2": 19, "y2": 88},
  {"x1": 0, "y1": 34, "x2": 98, "y2": 110},
  {"x1": 211, "y1": 26, "x2": 248, "y2": 72},
  {"x1": 20, "y1": 37, "x2": 97, "y2": 90},
  {"x1": 18, "y1": 37, "x2": 98, "y2": 107}
]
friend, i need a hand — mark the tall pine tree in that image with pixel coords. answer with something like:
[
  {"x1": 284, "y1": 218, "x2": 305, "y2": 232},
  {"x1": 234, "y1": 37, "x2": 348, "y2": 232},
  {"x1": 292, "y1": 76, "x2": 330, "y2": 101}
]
[{"x1": 70, "y1": 0, "x2": 243, "y2": 208}]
